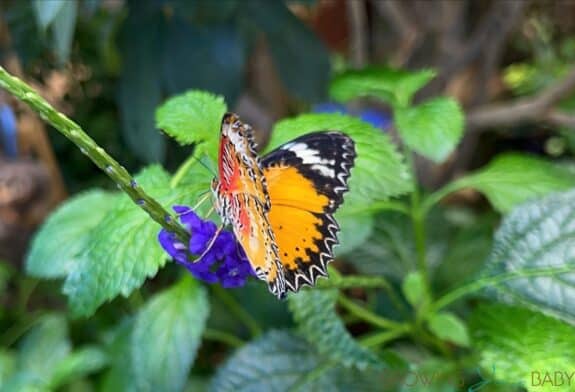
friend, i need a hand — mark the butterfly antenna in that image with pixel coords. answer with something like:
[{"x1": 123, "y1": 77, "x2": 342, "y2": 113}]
[
  {"x1": 194, "y1": 153, "x2": 217, "y2": 177},
  {"x1": 192, "y1": 192, "x2": 211, "y2": 211}
]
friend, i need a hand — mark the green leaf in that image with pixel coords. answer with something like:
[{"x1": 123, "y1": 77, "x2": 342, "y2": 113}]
[
  {"x1": 16, "y1": 315, "x2": 71, "y2": 377},
  {"x1": 288, "y1": 289, "x2": 383, "y2": 370},
  {"x1": 481, "y1": 189, "x2": 575, "y2": 324},
  {"x1": 210, "y1": 331, "x2": 385, "y2": 391},
  {"x1": 269, "y1": 113, "x2": 413, "y2": 206},
  {"x1": 3, "y1": 314, "x2": 71, "y2": 390},
  {"x1": 100, "y1": 320, "x2": 135, "y2": 392},
  {"x1": 50, "y1": 0, "x2": 77, "y2": 64},
  {"x1": 334, "y1": 212, "x2": 374, "y2": 256},
  {"x1": 427, "y1": 312, "x2": 470, "y2": 347},
  {"x1": 330, "y1": 67, "x2": 436, "y2": 108},
  {"x1": 395, "y1": 97, "x2": 464, "y2": 163},
  {"x1": 118, "y1": 7, "x2": 164, "y2": 162},
  {"x1": 63, "y1": 165, "x2": 207, "y2": 317},
  {"x1": 450, "y1": 153, "x2": 575, "y2": 213},
  {"x1": 49, "y1": 347, "x2": 108, "y2": 389},
  {"x1": 242, "y1": 1, "x2": 330, "y2": 102},
  {"x1": 161, "y1": 19, "x2": 245, "y2": 106},
  {"x1": 470, "y1": 304, "x2": 575, "y2": 391},
  {"x1": 32, "y1": 0, "x2": 66, "y2": 30},
  {"x1": 402, "y1": 271, "x2": 428, "y2": 308},
  {"x1": 156, "y1": 90, "x2": 227, "y2": 162},
  {"x1": 26, "y1": 190, "x2": 118, "y2": 279},
  {"x1": 132, "y1": 276, "x2": 209, "y2": 392}
]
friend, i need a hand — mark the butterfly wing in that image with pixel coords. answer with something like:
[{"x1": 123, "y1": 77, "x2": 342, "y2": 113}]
[
  {"x1": 213, "y1": 113, "x2": 286, "y2": 298},
  {"x1": 261, "y1": 132, "x2": 356, "y2": 292}
]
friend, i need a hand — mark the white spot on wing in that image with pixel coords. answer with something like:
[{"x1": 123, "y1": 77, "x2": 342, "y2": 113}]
[
  {"x1": 287, "y1": 143, "x2": 335, "y2": 167},
  {"x1": 310, "y1": 164, "x2": 335, "y2": 177}
]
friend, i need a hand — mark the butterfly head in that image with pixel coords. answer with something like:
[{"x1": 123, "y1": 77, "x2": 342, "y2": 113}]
[{"x1": 220, "y1": 112, "x2": 256, "y2": 156}]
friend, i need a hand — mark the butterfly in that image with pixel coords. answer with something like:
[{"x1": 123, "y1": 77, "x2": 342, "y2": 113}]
[{"x1": 211, "y1": 112, "x2": 356, "y2": 299}]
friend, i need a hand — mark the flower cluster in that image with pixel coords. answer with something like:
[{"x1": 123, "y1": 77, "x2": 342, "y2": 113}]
[{"x1": 158, "y1": 206, "x2": 255, "y2": 288}]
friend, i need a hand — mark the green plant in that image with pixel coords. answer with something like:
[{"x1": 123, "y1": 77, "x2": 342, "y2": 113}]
[{"x1": 2, "y1": 64, "x2": 575, "y2": 391}]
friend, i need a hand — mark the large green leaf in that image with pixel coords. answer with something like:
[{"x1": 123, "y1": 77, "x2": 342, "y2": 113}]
[
  {"x1": 269, "y1": 113, "x2": 413, "y2": 206},
  {"x1": 117, "y1": 5, "x2": 164, "y2": 162},
  {"x1": 210, "y1": 331, "x2": 384, "y2": 391},
  {"x1": 15, "y1": 314, "x2": 71, "y2": 379},
  {"x1": 32, "y1": 0, "x2": 66, "y2": 29},
  {"x1": 334, "y1": 212, "x2": 374, "y2": 256},
  {"x1": 26, "y1": 190, "x2": 117, "y2": 279},
  {"x1": 156, "y1": 90, "x2": 227, "y2": 163},
  {"x1": 50, "y1": 0, "x2": 76, "y2": 64},
  {"x1": 482, "y1": 189, "x2": 575, "y2": 323},
  {"x1": 161, "y1": 19, "x2": 245, "y2": 106},
  {"x1": 132, "y1": 276, "x2": 209, "y2": 392},
  {"x1": 288, "y1": 289, "x2": 383, "y2": 370},
  {"x1": 448, "y1": 153, "x2": 575, "y2": 213},
  {"x1": 395, "y1": 97, "x2": 464, "y2": 163},
  {"x1": 329, "y1": 67, "x2": 436, "y2": 108},
  {"x1": 470, "y1": 304, "x2": 575, "y2": 391},
  {"x1": 100, "y1": 320, "x2": 135, "y2": 392},
  {"x1": 62, "y1": 166, "x2": 207, "y2": 317}
]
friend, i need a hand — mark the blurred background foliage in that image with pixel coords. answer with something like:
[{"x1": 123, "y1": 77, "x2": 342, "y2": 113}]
[{"x1": 1, "y1": 0, "x2": 575, "y2": 391}]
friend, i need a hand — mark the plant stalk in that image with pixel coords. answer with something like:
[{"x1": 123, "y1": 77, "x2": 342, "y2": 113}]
[{"x1": 0, "y1": 66, "x2": 190, "y2": 242}]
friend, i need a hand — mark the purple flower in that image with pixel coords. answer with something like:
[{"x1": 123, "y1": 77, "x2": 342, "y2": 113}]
[{"x1": 158, "y1": 206, "x2": 255, "y2": 288}]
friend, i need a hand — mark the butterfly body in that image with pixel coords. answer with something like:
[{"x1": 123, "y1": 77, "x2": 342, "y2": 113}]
[{"x1": 212, "y1": 113, "x2": 355, "y2": 298}]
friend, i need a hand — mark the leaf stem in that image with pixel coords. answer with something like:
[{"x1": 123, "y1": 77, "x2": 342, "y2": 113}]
[
  {"x1": 320, "y1": 274, "x2": 393, "y2": 290},
  {"x1": 338, "y1": 294, "x2": 403, "y2": 330},
  {"x1": 405, "y1": 151, "x2": 429, "y2": 291},
  {"x1": 0, "y1": 66, "x2": 190, "y2": 243},
  {"x1": 360, "y1": 326, "x2": 410, "y2": 348},
  {"x1": 211, "y1": 285, "x2": 262, "y2": 337},
  {"x1": 430, "y1": 265, "x2": 575, "y2": 313},
  {"x1": 203, "y1": 328, "x2": 244, "y2": 348},
  {"x1": 170, "y1": 154, "x2": 199, "y2": 188},
  {"x1": 320, "y1": 273, "x2": 408, "y2": 316},
  {"x1": 339, "y1": 200, "x2": 410, "y2": 216},
  {"x1": 419, "y1": 179, "x2": 466, "y2": 216}
]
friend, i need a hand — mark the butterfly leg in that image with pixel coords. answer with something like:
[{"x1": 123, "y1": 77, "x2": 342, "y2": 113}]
[{"x1": 193, "y1": 224, "x2": 225, "y2": 263}]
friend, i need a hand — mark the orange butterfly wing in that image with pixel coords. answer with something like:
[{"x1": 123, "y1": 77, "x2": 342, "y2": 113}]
[{"x1": 261, "y1": 132, "x2": 356, "y2": 292}]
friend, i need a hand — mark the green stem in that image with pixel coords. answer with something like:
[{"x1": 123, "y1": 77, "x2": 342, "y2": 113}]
[
  {"x1": 320, "y1": 273, "x2": 408, "y2": 316},
  {"x1": 203, "y1": 328, "x2": 244, "y2": 348},
  {"x1": 419, "y1": 180, "x2": 465, "y2": 216},
  {"x1": 1, "y1": 310, "x2": 47, "y2": 347},
  {"x1": 360, "y1": 326, "x2": 410, "y2": 348},
  {"x1": 406, "y1": 151, "x2": 429, "y2": 290},
  {"x1": 0, "y1": 66, "x2": 190, "y2": 243},
  {"x1": 338, "y1": 294, "x2": 403, "y2": 330},
  {"x1": 170, "y1": 155, "x2": 197, "y2": 188},
  {"x1": 339, "y1": 200, "x2": 410, "y2": 216},
  {"x1": 320, "y1": 274, "x2": 393, "y2": 290},
  {"x1": 430, "y1": 265, "x2": 575, "y2": 313},
  {"x1": 211, "y1": 285, "x2": 262, "y2": 337}
]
